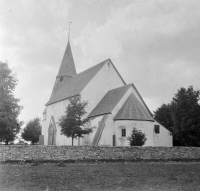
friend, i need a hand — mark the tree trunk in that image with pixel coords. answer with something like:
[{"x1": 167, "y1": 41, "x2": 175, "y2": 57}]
[
  {"x1": 5, "y1": 140, "x2": 8, "y2": 145},
  {"x1": 72, "y1": 137, "x2": 74, "y2": 146}
]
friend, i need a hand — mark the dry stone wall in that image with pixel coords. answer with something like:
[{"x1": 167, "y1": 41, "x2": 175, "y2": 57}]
[{"x1": 0, "y1": 145, "x2": 200, "y2": 162}]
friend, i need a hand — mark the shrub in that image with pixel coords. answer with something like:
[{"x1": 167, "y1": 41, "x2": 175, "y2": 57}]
[{"x1": 128, "y1": 128, "x2": 147, "y2": 146}]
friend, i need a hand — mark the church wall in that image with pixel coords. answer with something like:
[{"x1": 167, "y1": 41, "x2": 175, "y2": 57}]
[
  {"x1": 153, "y1": 121, "x2": 173, "y2": 147},
  {"x1": 81, "y1": 60, "x2": 125, "y2": 115},
  {"x1": 98, "y1": 115, "x2": 114, "y2": 146},
  {"x1": 114, "y1": 120, "x2": 154, "y2": 146},
  {"x1": 81, "y1": 115, "x2": 104, "y2": 145},
  {"x1": 107, "y1": 86, "x2": 172, "y2": 147},
  {"x1": 109, "y1": 87, "x2": 154, "y2": 146},
  {"x1": 43, "y1": 99, "x2": 79, "y2": 146},
  {"x1": 114, "y1": 120, "x2": 172, "y2": 147},
  {"x1": 80, "y1": 61, "x2": 126, "y2": 146},
  {"x1": 42, "y1": 115, "x2": 47, "y2": 143}
]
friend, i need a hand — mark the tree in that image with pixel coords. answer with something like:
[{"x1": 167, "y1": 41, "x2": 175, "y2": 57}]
[
  {"x1": 154, "y1": 104, "x2": 173, "y2": 132},
  {"x1": 128, "y1": 128, "x2": 147, "y2": 146},
  {"x1": 21, "y1": 117, "x2": 41, "y2": 145},
  {"x1": 0, "y1": 62, "x2": 22, "y2": 144},
  {"x1": 58, "y1": 96, "x2": 92, "y2": 146},
  {"x1": 154, "y1": 86, "x2": 200, "y2": 147},
  {"x1": 170, "y1": 86, "x2": 200, "y2": 146}
]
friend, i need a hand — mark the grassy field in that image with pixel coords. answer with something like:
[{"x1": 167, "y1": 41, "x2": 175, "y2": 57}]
[{"x1": 0, "y1": 162, "x2": 200, "y2": 191}]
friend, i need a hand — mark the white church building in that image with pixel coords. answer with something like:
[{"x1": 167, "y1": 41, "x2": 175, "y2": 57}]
[{"x1": 41, "y1": 39, "x2": 172, "y2": 147}]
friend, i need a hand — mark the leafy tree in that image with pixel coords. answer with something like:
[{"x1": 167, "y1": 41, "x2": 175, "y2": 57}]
[
  {"x1": 154, "y1": 86, "x2": 200, "y2": 146},
  {"x1": 170, "y1": 86, "x2": 200, "y2": 146},
  {"x1": 21, "y1": 117, "x2": 41, "y2": 145},
  {"x1": 58, "y1": 96, "x2": 92, "y2": 146},
  {"x1": 128, "y1": 128, "x2": 147, "y2": 146},
  {"x1": 154, "y1": 104, "x2": 173, "y2": 132},
  {"x1": 0, "y1": 62, "x2": 22, "y2": 144}
]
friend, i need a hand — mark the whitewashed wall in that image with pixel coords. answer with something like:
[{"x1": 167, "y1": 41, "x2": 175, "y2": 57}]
[
  {"x1": 81, "y1": 61, "x2": 125, "y2": 115},
  {"x1": 113, "y1": 120, "x2": 172, "y2": 147},
  {"x1": 153, "y1": 121, "x2": 173, "y2": 147},
  {"x1": 98, "y1": 115, "x2": 113, "y2": 146},
  {"x1": 81, "y1": 115, "x2": 104, "y2": 145},
  {"x1": 114, "y1": 120, "x2": 154, "y2": 146},
  {"x1": 42, "y1": 99, "x2": 79, "y2": 146}
]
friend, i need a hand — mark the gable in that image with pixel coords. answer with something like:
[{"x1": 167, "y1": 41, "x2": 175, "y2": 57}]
[{"x1": 81, "y1": 59, "x2": 126, "y2": 114}]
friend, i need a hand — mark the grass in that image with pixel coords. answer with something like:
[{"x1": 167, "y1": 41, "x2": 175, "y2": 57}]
[{"x1": 0, "y1": 162, "x2": 200, "y2": 191}]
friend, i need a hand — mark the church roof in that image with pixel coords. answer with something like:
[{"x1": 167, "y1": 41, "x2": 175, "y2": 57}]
[
  {"x1": 45, "y1": 59, "x2": 108, "y2": 106},
  {"x1": 57, "y1": 41, "x2": 76, "y2": 77},
  {"x1": 114, "y1": 93, "x2": 154, "y2": 121},
  {"x1": 88, "y1": 84, "x2": 132, "y2": 118}
]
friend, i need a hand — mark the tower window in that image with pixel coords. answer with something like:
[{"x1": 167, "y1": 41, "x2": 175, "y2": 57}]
[
  {"x1": 122, "y1": 129, "x2": 126, "y2": 137},
  {"x1": 60, "y1": 76, "x2": 64, "y2": 82}
]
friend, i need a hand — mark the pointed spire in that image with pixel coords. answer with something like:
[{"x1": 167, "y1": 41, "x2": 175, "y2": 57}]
[{"x1": 57, "y1": 22, "x2": 76, "y2": 78}]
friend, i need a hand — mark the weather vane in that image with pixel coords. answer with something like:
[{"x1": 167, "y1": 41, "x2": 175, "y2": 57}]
[{"x1": 68, "y1": 22, "x2": 72, "y2": 41}]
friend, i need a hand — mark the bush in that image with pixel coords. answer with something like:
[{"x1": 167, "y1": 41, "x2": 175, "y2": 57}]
[{"x1": 128, "y1": 128, "x2": 147, "y2": 146}]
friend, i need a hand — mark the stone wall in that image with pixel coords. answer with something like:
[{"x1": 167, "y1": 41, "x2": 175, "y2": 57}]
[{"x1": 0, "y1": 145, "x2": 200, "y2": 162}]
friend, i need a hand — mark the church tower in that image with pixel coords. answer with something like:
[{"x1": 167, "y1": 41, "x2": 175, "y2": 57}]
[{"x1": 46, "y1": 38, "x2": 77, "y2": 106}]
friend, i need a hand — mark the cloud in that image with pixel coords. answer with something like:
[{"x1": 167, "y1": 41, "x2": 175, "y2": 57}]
[
  {"x1": 1, "y1": 0, "x2": 200, "y2": 123},
  {"x1": 0, "y1": 0, "x2": 72, "y2": 122},
  {"x1": 74, "y1": 0, "x2": 200, "y2": 111}
]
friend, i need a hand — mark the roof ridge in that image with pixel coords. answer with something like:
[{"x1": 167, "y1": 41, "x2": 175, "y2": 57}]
[
  {"x1": 106, "y1": 83, "x2": 132, "y2": 93},
  {"x1": 76, "y1": 59, "x2": 109, "y2": 76}
]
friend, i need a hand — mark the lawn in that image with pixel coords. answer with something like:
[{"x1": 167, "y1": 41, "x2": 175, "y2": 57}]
[{"x1": 0, "y1": 162, "x2": 200, "y2": 191}]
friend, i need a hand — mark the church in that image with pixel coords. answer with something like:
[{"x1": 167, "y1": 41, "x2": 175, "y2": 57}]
[{"x1": 41, "y1": 38, "x2": 172, "y2": 147}]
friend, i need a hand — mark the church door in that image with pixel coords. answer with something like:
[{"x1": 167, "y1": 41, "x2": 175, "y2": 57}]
[{"x1": 48, "y1": 116, "x2": 57, "y2": 145}]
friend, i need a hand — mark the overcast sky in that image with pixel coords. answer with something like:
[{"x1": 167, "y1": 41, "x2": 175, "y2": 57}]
[{"x1": 1, "y1": 0, "x2": 200, "y2": 124}]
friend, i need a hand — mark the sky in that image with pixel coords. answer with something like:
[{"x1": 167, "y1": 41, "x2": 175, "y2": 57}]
[{"x1": 0, "y1": 0, "x2": 200, "y2": 125}]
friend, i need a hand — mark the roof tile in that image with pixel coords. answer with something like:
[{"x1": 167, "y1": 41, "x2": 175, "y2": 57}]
[
  {"x1": 88, "y1": 84, "x2": 132, "y2": 117},
  {"x1": 46, "y1": 60, "x2": 108, "y2": 106},
  {"x1": 114, "y1": 93, "x2": 154, "y2": 121}
]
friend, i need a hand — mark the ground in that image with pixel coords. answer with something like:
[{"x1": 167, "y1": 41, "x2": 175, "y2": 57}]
[{"x1": 0, "y1": 162, "x2": 200, "y2": 191}]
